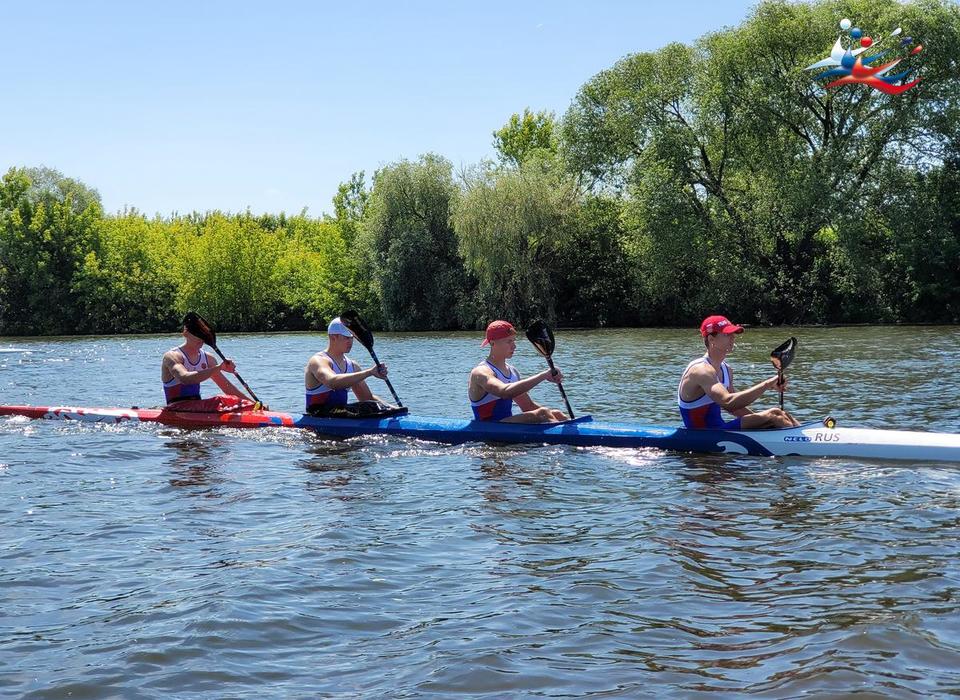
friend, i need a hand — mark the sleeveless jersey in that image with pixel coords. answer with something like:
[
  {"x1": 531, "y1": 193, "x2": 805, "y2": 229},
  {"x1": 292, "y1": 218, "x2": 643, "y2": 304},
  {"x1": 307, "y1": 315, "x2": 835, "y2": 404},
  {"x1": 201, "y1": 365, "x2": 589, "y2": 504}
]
[
  {"x1": 306, "y1": 352, "x2": 356, "y2": 411},
  {"x1": 677, "y1": 355, "x2": 742, "y2": 430},
  {"x1": 163, "y1": 347, "x2": 208, "y2": 404},
  {"x1": 471, "y1": 361, "x2": 518, "y2": 421}
]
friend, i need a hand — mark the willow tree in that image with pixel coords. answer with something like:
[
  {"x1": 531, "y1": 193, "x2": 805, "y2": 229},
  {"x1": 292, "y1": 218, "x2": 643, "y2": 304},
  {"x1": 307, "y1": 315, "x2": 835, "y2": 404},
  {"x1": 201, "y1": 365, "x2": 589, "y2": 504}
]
[
  {"x1": 454, "y1": 155, "x2": 580, "y2": 326},
  {"x1": 562, "y1": 0, "x2": 960, "y2": 324}
]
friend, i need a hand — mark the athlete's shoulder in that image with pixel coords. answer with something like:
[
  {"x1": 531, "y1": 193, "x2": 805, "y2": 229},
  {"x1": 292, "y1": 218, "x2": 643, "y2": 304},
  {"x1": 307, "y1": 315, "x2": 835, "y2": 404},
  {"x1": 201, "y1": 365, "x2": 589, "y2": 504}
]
[
  {"x1": 685, "y1": 358, "x2": 712, "y2": 376},
  {"x1": 162, "y1": 347, "x2": 183, "y2": 362},
  {"x1": 308, "y1": 351, "x2": 331, "y2": 369},
  {"x1": 471, "y1": 362, "x2": 495, "y2": 380}
]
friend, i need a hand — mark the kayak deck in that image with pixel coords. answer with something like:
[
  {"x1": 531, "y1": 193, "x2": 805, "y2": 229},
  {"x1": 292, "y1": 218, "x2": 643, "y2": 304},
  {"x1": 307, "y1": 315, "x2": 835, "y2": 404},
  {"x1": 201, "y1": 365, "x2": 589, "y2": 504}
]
[{"x1": 2, "y1": 404, "x2": 960, "y2": 462}]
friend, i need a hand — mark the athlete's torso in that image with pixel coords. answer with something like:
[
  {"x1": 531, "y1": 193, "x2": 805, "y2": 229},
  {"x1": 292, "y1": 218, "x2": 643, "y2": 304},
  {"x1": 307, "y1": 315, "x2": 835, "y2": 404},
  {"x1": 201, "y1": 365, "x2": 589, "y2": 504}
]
[
  {"x1": 162, "y1": 346, "x2": 209, "y2": 403},
  {"x1": 306, "y1": 352, "x2": 356, "y2": 410},
  {"x1": 678, "y1": 355, "x2": 739, "y2": 430},
  {"x1": 471, "y1": 361, "x2": 518, "y2": 421}
]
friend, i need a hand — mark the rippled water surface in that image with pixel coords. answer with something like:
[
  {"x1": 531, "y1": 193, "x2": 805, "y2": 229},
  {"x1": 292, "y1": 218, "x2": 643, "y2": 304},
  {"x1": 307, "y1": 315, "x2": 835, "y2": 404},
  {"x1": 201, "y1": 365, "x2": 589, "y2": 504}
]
[{"x1": 2, "y1": 327, "x2": 960, "y2": 698}]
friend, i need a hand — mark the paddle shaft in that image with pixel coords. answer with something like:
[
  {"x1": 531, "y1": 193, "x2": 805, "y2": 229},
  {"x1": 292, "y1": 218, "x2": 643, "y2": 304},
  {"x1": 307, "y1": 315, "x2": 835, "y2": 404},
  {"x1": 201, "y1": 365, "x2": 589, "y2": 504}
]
[
  {"x1": 208, "y1": 343, "x2": 262, "y2": 405},
  {"x1": 778, "y1": 369, "x2": 784, "y2": 411},
  {"x1": 545, "y1": 356, "x2": 575, "y2": 419},
  {"x1": 368, "y1": 348, "x2": 403, "y2": 408}
]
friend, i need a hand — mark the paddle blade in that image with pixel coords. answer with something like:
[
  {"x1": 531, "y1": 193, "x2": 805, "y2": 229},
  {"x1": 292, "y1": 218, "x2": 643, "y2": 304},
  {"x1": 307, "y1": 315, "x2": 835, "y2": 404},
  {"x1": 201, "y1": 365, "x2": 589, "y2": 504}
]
[
  {"x1": 525, "y1": 320, "x2": 555, "y2": 358},
  {"x1": 183, "y1": 311, "x2": 217, "y2": 347},
  {"x1": 771, "y1": 337, "x2": 798, "y2": 372},
  {"x1": 339, "y1": 310, "x2": 375, "y2": 352}
]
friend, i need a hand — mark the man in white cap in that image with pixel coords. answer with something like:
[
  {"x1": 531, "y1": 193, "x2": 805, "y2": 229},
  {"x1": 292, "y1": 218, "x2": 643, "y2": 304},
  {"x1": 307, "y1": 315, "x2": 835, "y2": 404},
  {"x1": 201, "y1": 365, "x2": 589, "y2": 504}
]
[{"x1": 304, "y1": 317, "x2": 391, "y2": 416}]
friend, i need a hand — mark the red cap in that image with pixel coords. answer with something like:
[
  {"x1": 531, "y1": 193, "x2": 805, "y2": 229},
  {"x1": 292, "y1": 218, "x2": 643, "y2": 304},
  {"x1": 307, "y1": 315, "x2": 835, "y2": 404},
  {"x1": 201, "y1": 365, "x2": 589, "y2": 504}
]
[
  {"x1": 481, "y1": 320, "x2": 516, "y2": 347},
  {"x1": 700, "y1": 315, "x2": 744, "y2": 337}
]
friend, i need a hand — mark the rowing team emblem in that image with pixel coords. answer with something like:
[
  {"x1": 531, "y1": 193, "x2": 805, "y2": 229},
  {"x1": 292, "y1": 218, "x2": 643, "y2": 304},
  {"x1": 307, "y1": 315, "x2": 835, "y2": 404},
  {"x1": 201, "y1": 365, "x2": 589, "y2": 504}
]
[{"x1": 805, "y1": 18, "x2": 922, "y2": 95}]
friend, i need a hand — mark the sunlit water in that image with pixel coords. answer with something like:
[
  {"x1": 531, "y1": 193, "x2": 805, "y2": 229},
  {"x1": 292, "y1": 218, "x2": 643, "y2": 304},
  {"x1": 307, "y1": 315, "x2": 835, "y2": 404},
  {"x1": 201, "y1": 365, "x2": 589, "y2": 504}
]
[{"x1": 2, "y1": 327, "x2": 959, "y2": 698}]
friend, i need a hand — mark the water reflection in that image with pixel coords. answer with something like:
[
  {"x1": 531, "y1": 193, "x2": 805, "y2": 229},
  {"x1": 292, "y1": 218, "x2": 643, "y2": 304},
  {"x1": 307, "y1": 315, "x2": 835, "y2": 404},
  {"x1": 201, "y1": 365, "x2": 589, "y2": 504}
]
[
  {"x1": 164, "y1": 432, "x2": 226, "y2": 496},
  {"x1": 298, "y1": 437, "x2": 376, "y2": 499}
]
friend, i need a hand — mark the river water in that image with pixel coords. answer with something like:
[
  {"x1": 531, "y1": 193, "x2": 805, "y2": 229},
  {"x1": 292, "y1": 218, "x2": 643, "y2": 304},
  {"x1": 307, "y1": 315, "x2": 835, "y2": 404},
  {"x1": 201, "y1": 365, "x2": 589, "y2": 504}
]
[{"x1": 2, "y1": 327, "x2": 959, "y2": 698}]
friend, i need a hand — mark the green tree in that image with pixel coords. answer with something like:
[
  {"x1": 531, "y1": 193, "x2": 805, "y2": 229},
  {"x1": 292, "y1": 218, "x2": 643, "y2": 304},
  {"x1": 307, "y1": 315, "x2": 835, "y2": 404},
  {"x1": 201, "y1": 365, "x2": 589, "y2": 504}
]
[
  {"x1": 172, "y1": 212, "x2": 286, "y2": 331},
  {"x1": 493, "y1": 108, "x2": 557, "y2": 167},
  {"x1": 562, "y1": 0, "x2": 960, "y2": 324},
  {"x1": 0, "y1": 167, "x2": 102, "y2": 334},
  {"x1": 552, "y1": 195, "x2": 639, "y2": 327},
  {"x1": 329, "y1": 172, "x2": 380, "y2": 322},
  {"x1": 72, "y1": 211, "x2": 178, "y2": 333},
  {"x1": 360, "y1": 155, "x2": 468, "y2": 330},
  {"x1": 272, "y1": 216, "x2": 351, "y2": 330}
]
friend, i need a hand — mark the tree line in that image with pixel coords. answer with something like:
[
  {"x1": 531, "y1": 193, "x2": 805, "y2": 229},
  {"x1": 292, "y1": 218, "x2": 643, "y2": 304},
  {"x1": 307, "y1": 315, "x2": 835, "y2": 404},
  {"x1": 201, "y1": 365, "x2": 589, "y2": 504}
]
[{"x1": 2, "y1": 0, "x2": 959, "y2": 336}]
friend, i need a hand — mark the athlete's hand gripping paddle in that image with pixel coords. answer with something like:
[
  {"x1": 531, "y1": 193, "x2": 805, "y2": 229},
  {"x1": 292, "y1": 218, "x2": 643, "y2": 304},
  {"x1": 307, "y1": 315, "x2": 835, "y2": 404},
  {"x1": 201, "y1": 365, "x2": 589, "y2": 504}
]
[
  {"x1": 770, "y1": 337, "x2": 797, "y2": 411},
  {"x1": 339, "y1": 310, "x2": 404, "y2": 408},
  {"x1": 183, "y1": 311, "x2": 265, "y2": 407},
  {"x1": 525, "y1": 320, "x2": 575, "y2": 419}
]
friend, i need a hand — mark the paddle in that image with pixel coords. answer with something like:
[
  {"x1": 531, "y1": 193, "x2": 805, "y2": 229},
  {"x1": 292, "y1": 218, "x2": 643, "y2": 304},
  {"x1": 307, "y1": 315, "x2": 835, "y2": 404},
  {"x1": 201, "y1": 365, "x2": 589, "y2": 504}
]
[
  {"x1": 770, "y1": 336, "x2": 797, "y2": 411},
  {"x1": 338, "y1": 310, "x2": 404, "y2": 408},
  {"x1": 525, "y1": 320, "x2": 575, "y2": 419},
  {"x1": 182, "y1": 311, "x2": 264, "y2": 406}
]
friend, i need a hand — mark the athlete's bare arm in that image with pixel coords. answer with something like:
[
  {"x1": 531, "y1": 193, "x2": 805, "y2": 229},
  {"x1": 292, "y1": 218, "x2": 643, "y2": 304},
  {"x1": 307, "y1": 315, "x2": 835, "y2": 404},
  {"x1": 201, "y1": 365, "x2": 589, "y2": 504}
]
[
  {"x1": 306, "y1": 354, "x2": 389, "y2": 404},
  {"x1": 162, "y1": 349, "x2": 235, "y2": 385},
  {"x1": 470, "y1": 366, "x2": 563, "y2": 402},
  {"x1": 685, "y1": 363, "x2": 781, "y2": 414},
  {"x1": 208, "y1": 353, "x2": 247, "y2": 398}
]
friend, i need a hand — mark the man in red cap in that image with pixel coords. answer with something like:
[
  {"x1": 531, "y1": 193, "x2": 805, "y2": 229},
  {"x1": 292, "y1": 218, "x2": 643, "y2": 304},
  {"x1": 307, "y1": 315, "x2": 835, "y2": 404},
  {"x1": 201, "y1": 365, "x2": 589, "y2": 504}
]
[
  {"x1": 677, "y1": 315, "x2": 798, "y2": 430},
  {"x1": 468, "y1": 320, "x2": 568, "y2": 423}
]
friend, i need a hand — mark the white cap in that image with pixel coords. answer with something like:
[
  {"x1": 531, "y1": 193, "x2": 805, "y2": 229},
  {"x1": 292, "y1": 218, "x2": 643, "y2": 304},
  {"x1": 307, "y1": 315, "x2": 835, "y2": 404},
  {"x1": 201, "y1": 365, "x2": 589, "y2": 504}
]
[{"x1": 327, "y1": 317, "x2": 353, "y2": 337}]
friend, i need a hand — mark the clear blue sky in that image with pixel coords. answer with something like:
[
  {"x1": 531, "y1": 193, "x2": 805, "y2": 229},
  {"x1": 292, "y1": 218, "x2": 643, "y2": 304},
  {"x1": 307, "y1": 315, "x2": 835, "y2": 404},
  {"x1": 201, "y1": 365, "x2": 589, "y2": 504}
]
[{"x1": 2, "y1": 1, "x2": 757, "y2": 217}]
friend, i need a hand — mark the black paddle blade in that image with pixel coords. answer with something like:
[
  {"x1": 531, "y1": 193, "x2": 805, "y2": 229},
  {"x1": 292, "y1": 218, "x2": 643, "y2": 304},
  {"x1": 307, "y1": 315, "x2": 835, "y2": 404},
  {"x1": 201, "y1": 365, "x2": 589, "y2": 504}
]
[
  {"x1": 770, "y1": 337, "x2": 797, "y2": 372},
  {"x1": 339, "y1": 310, "x2": 375, "y2": 351},
  {"x1": 339, "y1": 310, "x2": 403, "y2": 407},
  {"x1": 183, "y1": 311, "x2": 216, "y2": 347},
  {"x1": 525, "y1": 320, "x2": 555, "y2": 358}
]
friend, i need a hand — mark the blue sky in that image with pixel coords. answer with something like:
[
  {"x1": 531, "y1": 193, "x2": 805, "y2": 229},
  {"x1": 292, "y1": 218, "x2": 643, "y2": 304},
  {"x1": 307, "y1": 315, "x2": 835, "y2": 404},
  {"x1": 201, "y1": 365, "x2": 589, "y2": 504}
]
[{"x1": 2, "y1": 1, "x2": 757, "y2": 217}]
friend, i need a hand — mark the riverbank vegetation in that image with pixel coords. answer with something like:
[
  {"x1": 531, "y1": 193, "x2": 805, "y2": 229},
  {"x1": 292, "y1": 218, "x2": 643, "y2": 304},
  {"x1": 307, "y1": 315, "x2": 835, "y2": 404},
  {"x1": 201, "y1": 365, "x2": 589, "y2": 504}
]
[{"x1": 2, "y1": 0, "x2": 958, "y2": 335}]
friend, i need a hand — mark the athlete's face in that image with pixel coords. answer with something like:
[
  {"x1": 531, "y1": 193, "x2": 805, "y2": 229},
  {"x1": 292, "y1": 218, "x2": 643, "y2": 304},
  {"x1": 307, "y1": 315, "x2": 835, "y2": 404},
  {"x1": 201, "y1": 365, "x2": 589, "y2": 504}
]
[
  {"x1": 330, "y1": 334, "x2": 354, "y2": 353},
  {"x1": 492, "y1": 334, "x2": 517, "y2": 358},
  {"x1": 709, "y1": 332, "x2": 738, "y2": 353},
  {"x1": 182, "y1": 326, "x2": 202, "y2": 344}
]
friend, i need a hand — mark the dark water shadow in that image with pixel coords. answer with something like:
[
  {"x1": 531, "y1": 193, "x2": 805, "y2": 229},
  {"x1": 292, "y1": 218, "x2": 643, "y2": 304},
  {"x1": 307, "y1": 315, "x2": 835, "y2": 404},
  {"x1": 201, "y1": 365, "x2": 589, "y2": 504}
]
[
  {"x1": 297, "y1": 437, "x2": 375, "y2": 499},
  {"x1": 163, "y1": 431, "x2": 227, "y2": 497},
  {"x1": 476, "y1": 450, "x2": 565, "y2": 507}
]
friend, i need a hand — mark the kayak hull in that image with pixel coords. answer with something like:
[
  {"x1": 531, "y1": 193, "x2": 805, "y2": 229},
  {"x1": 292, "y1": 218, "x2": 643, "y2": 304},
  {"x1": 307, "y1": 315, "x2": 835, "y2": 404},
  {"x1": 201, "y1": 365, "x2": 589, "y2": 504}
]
[{"x1": 2, "y1": 404, "x2": 960, "y2": 462}]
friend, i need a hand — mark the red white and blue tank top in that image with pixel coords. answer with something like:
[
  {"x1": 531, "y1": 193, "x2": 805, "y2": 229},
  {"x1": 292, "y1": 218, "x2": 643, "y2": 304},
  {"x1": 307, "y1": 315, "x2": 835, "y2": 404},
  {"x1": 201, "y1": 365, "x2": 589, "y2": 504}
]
[
  {"x1": 306, "y1": 352, "x2": 356, "y2": 410},
  {"x1": 471, "y1": 361, "x2": 518, "y2": 421},
  {"x1": 677, "y1": 355, "x2": 741, "y2": 430},
  {"x1": 163, "y1": 347, "x2": 208, "y2": 403}
]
